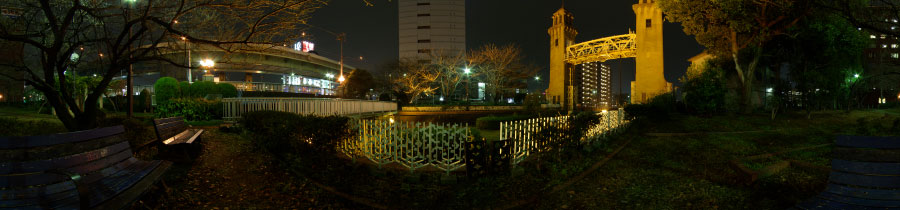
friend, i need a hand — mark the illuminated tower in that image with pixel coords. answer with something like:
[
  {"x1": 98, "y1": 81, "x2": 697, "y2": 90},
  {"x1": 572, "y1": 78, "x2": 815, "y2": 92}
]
[
  {"x1": 631, "y1": 0, "x2": 670, "y2": 104},
  {"x1": 547, "y1": 7, "x2": 578, "y2": 109}
]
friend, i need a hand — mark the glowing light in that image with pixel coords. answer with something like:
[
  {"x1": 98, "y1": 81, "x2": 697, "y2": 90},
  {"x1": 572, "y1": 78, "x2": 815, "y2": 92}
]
[
  {"x1": 854, "y1": 74, "x2": 860, "y2": 78},
  {"x1": 601, "y1": 109, "x2": 608, "y2": 113},
  {"x1": 439, "y1": 96, "x2": 444, "y2": 101},
  {"x1": 92, "y1": 74, "x2": 97, "y2": 77},
  {"x1": 199, "y1": 59, "x2": 215, "y2": 68},
  {"x1": 180, "y1": 36, "x2": 186, "y2": 41},
  {"x1": 389, "y1": 117, "x2": 395, "y2": 124},
  {"x1": 0, "y1": 94, "x2": 3, "y2": 100},
  {"x1": 535, "y1": 76, "x2": 540, "y2": 81},
  {"x1": 325, "y1": 73, "x2": 334, "y2": 79},
  {"x1": 99, "y1": 53, "x2": 103, "y2": 57},
  {"x1": 464, "y1": 68, "x2": 471, "y2": 74},
  {"x1": 766, "y1": 88, "x2": 773, "y2": 93},
  {"x1": 338, "y1": 75, "x2": 345, "y2": 83},
  {"x1": 173, "y1": 20, "x2": 178, "y2": 24}
]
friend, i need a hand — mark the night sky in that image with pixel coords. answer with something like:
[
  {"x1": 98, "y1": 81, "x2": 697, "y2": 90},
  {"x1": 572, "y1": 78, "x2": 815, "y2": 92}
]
[{"x1": 309, "y1": 0, "x2": 704, "y2": 94}]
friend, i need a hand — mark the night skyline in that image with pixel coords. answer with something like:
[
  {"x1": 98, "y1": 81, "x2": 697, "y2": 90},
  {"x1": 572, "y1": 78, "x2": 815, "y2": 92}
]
[{"x1": 309, "y1": 0, "x2": 704, "y2": 93}]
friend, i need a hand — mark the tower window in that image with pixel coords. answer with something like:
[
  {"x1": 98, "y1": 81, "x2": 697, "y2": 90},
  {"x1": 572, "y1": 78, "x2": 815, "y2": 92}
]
[
  {"x1": 555, "y1": 39, "x2": 559, "y2": 46},
  {"x1": 418, "y1": 39, "x2": 431, "y2": 43},
  {"x1": 417, "y1": 13, "x2": 430, "y2": 17},
  {"x1": 417, "y1": 2, "x2": 430, "y2": 6},
  {"x1": 417, "y1": 26, "x2": 431, "y2": 29},
  {"x1": 646, "y1": 19, "x2": 652, "y2": 28},
  {"x1": 418, "y1": 49, "x2": 431, "y2": 53}
]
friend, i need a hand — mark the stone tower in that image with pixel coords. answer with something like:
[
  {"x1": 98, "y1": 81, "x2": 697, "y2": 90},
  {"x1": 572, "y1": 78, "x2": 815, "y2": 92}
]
[
  {"x1": 547, "y1": 7, "x2": 578, "y2": 109},
  {"x1": 631, "y1": 0, "x2": 670, "y2": 104}
]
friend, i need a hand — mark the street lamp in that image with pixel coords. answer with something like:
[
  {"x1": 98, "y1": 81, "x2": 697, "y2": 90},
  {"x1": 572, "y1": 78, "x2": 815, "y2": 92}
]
[
  {"x1": 200, "y1": 59, "x2": 215, "y2": 81},
  {"x1": 535, "y1": 76, "x2": 540, "y2": 81},
  {"x1": 464, "y1": 67, "x2": 471, "y2": 102},
  {"x1": 854, "y1": 74, "x2": 860, "y2": 78}
]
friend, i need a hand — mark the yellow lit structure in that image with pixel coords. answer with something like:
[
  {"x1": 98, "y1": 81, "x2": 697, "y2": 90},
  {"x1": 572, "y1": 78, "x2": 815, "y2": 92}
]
[{"x1": 549, "y1": 0, "x2": 671, "y2": 108}]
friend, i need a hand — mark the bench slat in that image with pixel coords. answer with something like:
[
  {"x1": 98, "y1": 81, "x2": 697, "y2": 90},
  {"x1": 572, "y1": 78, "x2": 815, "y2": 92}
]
[
  {"x1": 0, "y1": 188, "x2": 77, "y2": 208},
  {"x1": 836, "y1": 136, "x2": 900, "y2": 149},
  {"x1": 8, "y1": 192, "x2": 80, "y2": 210},
  {"x1": 832, "y1": 148, "x2": 900, "y2": 162},
  {"x1": 0, "y1": 141, "x2": 131, "y2": 175},
  {"x1": 818, "y1": 191, "x2": 900, "y2": 207},
  {"x1": 153, "y1": 117, "x2": 182, "y2": 125},
  {"x1": 829, "y1": 171, "x2": 900, "y2": 188},
  {"x1": 0, "y1": 181, "x2": 75, "y2": 201},
  {"x1": 796, "y1": 196, "x2": 891, "y2": 210},
  {"x1": 832, "y1": 159, "x2": 900, "y2": 175},
  {"x1": 0, "y1": 126, "x2": 125, "y2": 149},
  {"x1": 825, "y1": 183, "x2": 900, "y2": 201},
  {"x1": 169, "y1": 129, "x2": 202, "y2": 145},
  {"x1": 83, "y1": 160, "x2": 161, "y2": 207}
]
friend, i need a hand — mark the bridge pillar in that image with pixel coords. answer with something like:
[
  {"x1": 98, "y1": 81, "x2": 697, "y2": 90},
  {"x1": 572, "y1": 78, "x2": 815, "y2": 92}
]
[
  {"x1": 547, "y1": 7, "x2": 578, "y2": 110},
  {"x1": 632, "y1": 0, "x2": 671, "y2": 104}
]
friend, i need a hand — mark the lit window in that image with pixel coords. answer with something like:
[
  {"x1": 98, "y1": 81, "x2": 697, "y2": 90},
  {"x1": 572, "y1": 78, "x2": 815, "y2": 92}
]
[
  {"x1": 893, "y1": 44, "x2": 897, "y2": 48},
  {"x1": 884, "y1": 44, "x2": 889, "y2": 48},
  {"x1": 871, "y1": 35, "x2": 877, "y2": 39},
  {"x1": 893, "y1": 53, "x2": 899, "y2": 59},
  {"x1": 882, "y1": 34, "x2": 887, "y2": 39}
]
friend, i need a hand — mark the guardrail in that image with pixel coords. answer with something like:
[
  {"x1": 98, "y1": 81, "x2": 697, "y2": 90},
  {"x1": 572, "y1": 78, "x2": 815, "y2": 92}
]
[{"x1": 222, "y1": 97, "x2": 397, "y2": 122}]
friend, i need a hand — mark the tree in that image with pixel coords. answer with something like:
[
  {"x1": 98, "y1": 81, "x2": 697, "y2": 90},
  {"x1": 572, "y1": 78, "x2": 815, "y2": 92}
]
[
  {"x1": 0, "y1": 0, "x2": 325, "y2": 131},
  {"x1": 468, "y1": 44, "x2": 536, "y2": 103},
  {"x1": 392, "y1": 59, "x2": 439, "y2": 104},
  {"x1": 428, "y1": 51, "x2": 467, "y2": 101},
  {"x1": 769, "y1": 11, "x2": 868, "y2": 116},
  {"x1": 658, "y1": 0, "x2": 813, "y2": 112},
  {"x1": 343, "y1": 69, "x2": 375, "y2": 99}
]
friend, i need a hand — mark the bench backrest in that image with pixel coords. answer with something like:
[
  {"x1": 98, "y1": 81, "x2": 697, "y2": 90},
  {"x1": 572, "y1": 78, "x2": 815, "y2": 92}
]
[
  {"x1": 823, "y1": 136, "x2": 900, "y2": 206},
  {"x1": 0, "y1": 126, "x2": 143, "y2": 209},
  {"x1": 154, "y1": 116, "x2": 187, "y2": 141}
]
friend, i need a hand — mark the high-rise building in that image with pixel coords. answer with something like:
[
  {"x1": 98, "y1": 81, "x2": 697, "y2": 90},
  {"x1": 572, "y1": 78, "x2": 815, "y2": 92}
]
[
  {"x1": 578, "y1": 62, "x2": 612, "y2": 109},
  {"x1": 398, "y1": 0, "x2": 465, "y2": 62}
]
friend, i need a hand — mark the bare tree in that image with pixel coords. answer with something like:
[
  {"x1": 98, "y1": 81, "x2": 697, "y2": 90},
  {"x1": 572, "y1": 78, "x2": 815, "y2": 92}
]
[
  {"x1": 428, "y1": 50, "x2": 467, "y2": 101},
  {"x1": 392, "y1": 59, "x2": 439, "y2": 104},
  {"x1": 468, "y1": 44, "x2": 535, "y2": 103},
  {"x1": 0, "y1": 0, "x2": 325, "y2": 131}
]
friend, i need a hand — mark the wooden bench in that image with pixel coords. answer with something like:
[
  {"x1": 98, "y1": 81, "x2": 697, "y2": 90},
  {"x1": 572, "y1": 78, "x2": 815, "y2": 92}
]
[
  {"x1": 794, "y1": 135, "x2": 900, "y2": 209},
  {"x1": 0, "y1": 125, "x2": 171, "y2": 209},
  {"x1": 152, "y1": 116, "x2": 204, "y2": 159}
]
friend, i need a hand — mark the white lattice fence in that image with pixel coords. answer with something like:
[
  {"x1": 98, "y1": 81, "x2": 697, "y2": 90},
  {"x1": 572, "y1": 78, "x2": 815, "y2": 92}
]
[
  {"x1": 339, "y1": 120, "x2": 469, "y2": 174},
  {"x1": 501, "y1": 110, "x2": 628, "y2": 165}
]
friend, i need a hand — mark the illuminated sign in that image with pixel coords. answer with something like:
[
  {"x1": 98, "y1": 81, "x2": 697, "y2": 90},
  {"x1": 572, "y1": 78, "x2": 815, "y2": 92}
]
[
  {"x1": 283, "y1": 74, "x2": 332, "y2": 89},
  {"x1": 293, "y1": 41, "x2": 315, "y2": 52}
]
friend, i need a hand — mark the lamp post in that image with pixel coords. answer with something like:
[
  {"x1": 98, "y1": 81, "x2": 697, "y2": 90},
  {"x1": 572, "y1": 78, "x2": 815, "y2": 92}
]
[
  {"x1": 464, "y1": 67, "x2": 471, "y2": 102},
  {"x1": 200, "y1": 59, "x2": 215, "y2": 82},
  {"x1": 124, "y1": 0, "x2": 137, "y2": 117}
]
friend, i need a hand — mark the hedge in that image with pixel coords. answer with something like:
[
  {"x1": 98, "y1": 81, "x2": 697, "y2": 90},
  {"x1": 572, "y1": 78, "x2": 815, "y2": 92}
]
[
  {"x1": 153, "y1": 77, "x2": 179, "y2": 104},
  {"x1": 155, "y1": 98, "x2": 222, "y2": 121}
]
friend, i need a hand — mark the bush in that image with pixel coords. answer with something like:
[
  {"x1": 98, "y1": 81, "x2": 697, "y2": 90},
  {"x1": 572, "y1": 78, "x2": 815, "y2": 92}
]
[
  {"x1": 682, "y1": 66, "x2": 726, "y2": 114},
  {"x1": 217, "y1": 83, "x2": 238, "y2": 98},
  {"x1": 240, "y1": 111, "x2": 354, "y2": 157},
  {"x1": 0, "y1": 117, "x2": 67, "y2": 136},
  {"x1": 153, "y1": 77, "x2": 180, "y2": 104},
  {"x1": 476, "y1": 114, "x2": 533, "y2": 130},
  {"x1": 178, "y1": 81, "x2": 191, "y2": 97},
  {"x1": 624, "y1": 93, "x2": 673, "y2": 120},
  {"x1": 136, "y1": 89, "x2": 152, "y2": 112},
  {"x1": 155, "y1": 98, "x2": 222, "y2": 121},
  {"x1": 188, "y1": 81, "x2": 219, "y2": 98}
]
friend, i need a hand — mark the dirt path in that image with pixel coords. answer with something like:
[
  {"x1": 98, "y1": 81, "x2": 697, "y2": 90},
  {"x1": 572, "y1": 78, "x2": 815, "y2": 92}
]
[{"x1": 132, "y1": 130, "x2": 349, "y2": 209}]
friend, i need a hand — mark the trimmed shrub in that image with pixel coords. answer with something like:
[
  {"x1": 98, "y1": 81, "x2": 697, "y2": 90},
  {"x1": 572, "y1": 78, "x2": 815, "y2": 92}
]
[
  {"x1": 476, "y1": 114, "x2": 533, "y2": 130},
  {"x1": 188, "y1": 81, "x2": 219, "y2": 98},
  {"x1": 178, "y1": 81, "x2": 191, "y2": 97},
  {"x1": 217, "y1": 83, "x2": 238, "y2": 98},
  {"x1": 153, "y1": 77, "x2": 179, "y2": 104},
  {"x1": 136, "y1": 89, "x2": 152, "y2": 112},
  {"x1": 155, "y1": 98, "x2": 222, "y2": 121}
]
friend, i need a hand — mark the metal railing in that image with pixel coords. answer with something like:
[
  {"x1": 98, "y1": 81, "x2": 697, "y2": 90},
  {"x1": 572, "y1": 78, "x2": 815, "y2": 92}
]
[
  {"x1": 501, "y1": 110, "x2": 628, "y2": 165},
  {"x1": 222, "y1": 97, "x2": 397, "y2": 122}
]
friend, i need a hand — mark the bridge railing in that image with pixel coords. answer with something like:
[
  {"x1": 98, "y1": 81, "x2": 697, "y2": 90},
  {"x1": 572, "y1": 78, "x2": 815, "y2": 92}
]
[{"x1": 222, "y1": 97, "x2": 397, "y2": 122}]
